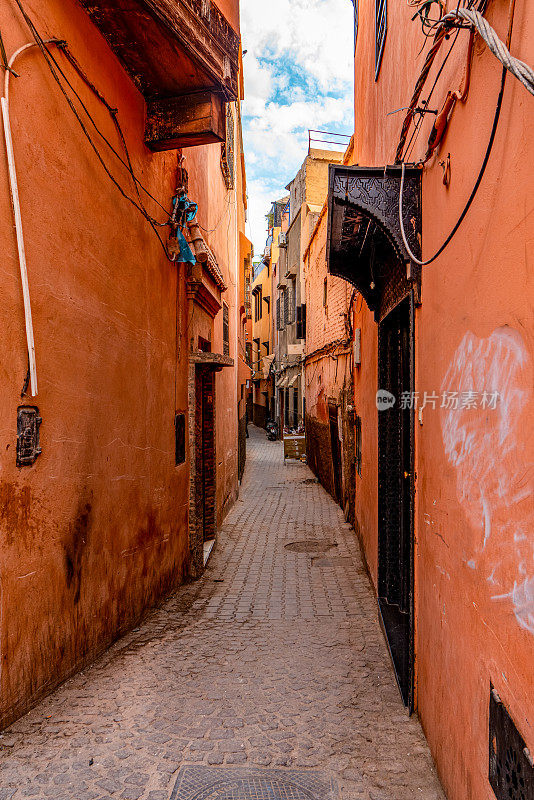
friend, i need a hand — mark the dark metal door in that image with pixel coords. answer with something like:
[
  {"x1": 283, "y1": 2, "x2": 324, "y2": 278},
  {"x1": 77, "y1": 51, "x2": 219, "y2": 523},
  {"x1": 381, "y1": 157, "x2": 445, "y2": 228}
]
[
  {"x1": 195, "y1": 368, "x2": 215, "y2": 543},
  {"x1": 377, "y1": 296, "x2": 414, "y2": 709}
]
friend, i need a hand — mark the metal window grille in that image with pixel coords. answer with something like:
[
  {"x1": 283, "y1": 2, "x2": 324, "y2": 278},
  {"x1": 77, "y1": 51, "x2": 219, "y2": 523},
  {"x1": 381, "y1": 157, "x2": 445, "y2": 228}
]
[
  {"x1": 489, "y1": 686, "x2": 534, "y2": 800},
  {"x1": 288, "y1": 281, "x2": 296, "y2": 324},
  {"x1": 220, "y1": 104, "x2": 235, "y2": 189},
  {"x1": 375, "y1": 0, "x2": 387, "y2": 79},
  {"x1": 223, "y1": 303, "x2": 230, "y2": 356}
]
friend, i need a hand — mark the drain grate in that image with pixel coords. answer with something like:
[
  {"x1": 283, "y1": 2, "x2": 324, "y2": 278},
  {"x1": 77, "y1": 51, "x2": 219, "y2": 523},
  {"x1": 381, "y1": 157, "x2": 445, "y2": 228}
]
[
  {"x1": 171, "y1": 766, "x2": 338, "y2": 800},
  {"x1": 284, "y1": 540, "x2": 338, "y2": 554}
]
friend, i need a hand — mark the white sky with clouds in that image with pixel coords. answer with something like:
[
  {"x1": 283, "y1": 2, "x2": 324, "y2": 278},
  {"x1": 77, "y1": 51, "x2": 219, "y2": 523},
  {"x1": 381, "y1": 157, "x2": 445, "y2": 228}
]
[{"x1": 240, "y1": 0, "x2": 354, "y2": 255}]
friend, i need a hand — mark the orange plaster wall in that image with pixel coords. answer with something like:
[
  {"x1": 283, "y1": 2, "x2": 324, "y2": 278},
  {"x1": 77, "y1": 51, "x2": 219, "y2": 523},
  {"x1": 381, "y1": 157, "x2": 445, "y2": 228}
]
[
  {"x1": 0, "y1": 0, "x2": 242, "y2": 727},
  {"x1": 352, "y1": 1, "x2": 534, "y2": 798}
]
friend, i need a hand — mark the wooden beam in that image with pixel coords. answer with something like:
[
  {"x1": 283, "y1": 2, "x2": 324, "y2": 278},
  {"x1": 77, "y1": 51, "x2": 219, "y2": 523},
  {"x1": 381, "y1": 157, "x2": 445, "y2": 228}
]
[
  {"x1": 79, "y1": 0, "x2": 239, "y2": 100},
  {"x1": 144, "y1": 92, "x2": 225, "y2": 151}
]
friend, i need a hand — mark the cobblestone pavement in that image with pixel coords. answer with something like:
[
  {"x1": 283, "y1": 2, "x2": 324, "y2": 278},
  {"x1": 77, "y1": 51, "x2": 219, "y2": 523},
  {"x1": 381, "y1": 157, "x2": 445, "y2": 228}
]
[{"x1": 0, "y1": 425, "x2": 446, "y2": 800}]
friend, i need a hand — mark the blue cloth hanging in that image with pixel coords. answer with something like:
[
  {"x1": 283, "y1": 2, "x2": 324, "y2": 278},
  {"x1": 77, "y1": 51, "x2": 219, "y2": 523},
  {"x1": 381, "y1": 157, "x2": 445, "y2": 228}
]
[{"x1": 171, "y1": 194, "x2": 198, "y2": 264}]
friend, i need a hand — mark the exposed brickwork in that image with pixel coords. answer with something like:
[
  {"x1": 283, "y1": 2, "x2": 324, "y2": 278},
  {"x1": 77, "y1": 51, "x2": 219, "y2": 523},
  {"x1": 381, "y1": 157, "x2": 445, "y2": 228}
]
[
  {"x1": 305, "y1": 413, "x2": 335, "y2": 498},
  {"x1": 253, "y1": 402, "x2": 267, "y2": 428},
  {"x1": 304, "y1": 216, "x2": 350, "y2": 356},
  {"x1": 0, "y1": 426, "x2": 445, "y2": 800}
]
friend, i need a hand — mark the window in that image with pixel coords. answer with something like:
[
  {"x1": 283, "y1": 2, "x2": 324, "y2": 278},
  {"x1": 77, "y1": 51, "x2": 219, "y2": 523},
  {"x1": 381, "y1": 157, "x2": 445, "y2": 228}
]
[
  {"x1": 287, "y1": 280, "x2": 296, "y2": 324},
  {"x1": 296, "y1": 304, "x2": 306, "y2": 340},
  {"x1": 323, "y1": 277, "x2": 328, "y2": 307},
  {"x1": 283, "y1": 288, "x2": 289, "y2": 326},
  {"x1": 220, "y1": 103, "x2": 235, "y2": 189},
  {"x1": 223, "y1": 302, "x2": 230, "y2": 356},
  {"x1": 276, "y1": 297, "x2": 281, "y2": 331},
  {"x1": 375, "y1": 0, "x2": 387, "y2": 79},
  {"x1": 253, "y1": 286, "x2": 263, "y2": 322},
  {"x1": 246, "y1": 342, "x2": 252, "y2": 366}
]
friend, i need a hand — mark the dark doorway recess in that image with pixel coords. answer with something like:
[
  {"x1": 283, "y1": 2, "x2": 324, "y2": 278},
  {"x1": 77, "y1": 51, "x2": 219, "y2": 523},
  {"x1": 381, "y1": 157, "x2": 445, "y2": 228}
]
[
  {"x1": 195, "y1": 367, "x2": 216, "y2": 544},
  {"x1": 328, "y1": 404, "x2": 342, "y2": 505},
  {"x1": 377, "y1": 296, "x2": 415, "y2": 709}
]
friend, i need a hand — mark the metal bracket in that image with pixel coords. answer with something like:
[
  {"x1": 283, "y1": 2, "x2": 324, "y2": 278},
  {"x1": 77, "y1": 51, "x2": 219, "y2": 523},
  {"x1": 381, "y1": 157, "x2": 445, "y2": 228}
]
[{"x1": 16, "y1": 406, "x2": 42, "y2": 467}]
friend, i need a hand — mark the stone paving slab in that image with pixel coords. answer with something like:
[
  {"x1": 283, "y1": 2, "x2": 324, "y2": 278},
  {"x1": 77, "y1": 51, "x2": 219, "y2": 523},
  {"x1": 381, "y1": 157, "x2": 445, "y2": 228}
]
[{"x1": 0, "y1": 425, "x2": 446, "y2": 800}]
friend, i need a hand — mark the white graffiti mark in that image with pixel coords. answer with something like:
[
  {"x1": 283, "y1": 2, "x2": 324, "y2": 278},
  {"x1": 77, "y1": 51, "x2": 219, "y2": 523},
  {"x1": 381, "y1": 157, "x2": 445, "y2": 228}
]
[{"x1": 441, "y1": 327, "x2": 534, "y2": 633}]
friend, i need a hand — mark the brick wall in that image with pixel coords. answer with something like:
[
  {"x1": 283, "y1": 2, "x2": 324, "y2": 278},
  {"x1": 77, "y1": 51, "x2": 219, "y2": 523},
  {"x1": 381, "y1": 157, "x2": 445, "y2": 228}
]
[{"x1": 305, "y1": 414, "x2": 335, "y2": 498}]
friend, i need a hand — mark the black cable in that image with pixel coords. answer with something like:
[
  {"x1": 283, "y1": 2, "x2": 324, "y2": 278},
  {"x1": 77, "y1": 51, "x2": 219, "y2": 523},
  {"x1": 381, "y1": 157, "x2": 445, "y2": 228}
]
[
  {"x1": 403, "y1": 64, "x2": 507, "y2": 265},
  {"x1": 47, "y1": 44, "x2": 170, "y2": 218},
  {"x1": 12, "y1": 0, "x2": 174, "y2": 260},
  {"x1": 13, "y1": 0, "x2": 169, "y2": 219},
  {"x1": 403, "y1": 26, "x2": 461, "y2": 162}
]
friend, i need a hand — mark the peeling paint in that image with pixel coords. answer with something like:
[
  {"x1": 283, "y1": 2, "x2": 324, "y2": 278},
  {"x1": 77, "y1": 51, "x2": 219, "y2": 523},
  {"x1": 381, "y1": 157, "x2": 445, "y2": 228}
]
[{"x1": 441, "y1": 328, "x2": 534, "y2": 633}]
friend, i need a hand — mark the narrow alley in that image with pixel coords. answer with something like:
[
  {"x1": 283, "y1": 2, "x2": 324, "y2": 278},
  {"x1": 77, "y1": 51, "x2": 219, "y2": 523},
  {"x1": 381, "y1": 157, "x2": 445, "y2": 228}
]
[{"x1": 0, "y1": 426, "x2": 444, "y2": 800}]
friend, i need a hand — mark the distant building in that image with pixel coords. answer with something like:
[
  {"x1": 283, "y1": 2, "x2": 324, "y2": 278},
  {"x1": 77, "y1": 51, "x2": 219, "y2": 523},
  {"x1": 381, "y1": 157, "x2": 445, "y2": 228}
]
[{"x1": 274, "y1": 149, "x2": 345, "y2": 434}]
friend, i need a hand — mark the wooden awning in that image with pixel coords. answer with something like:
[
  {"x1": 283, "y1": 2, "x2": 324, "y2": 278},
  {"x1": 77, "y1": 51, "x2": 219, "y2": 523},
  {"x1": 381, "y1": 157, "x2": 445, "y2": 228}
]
[
  {"x1": 326, "y1": 165, "x2": 422, "y2": 322},
  {"x1": 190, "y1": 351, "x2": 234, "y2": 371},
  {"x1": 80, "y1": 0, "x2": 240, "y2": 150}
]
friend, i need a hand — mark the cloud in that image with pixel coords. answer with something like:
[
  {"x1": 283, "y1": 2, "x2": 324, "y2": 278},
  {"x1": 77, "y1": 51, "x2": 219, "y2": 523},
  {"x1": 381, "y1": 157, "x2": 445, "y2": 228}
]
[{"x1": 241, "y1": 0, "x2": 354, "y2": 253}]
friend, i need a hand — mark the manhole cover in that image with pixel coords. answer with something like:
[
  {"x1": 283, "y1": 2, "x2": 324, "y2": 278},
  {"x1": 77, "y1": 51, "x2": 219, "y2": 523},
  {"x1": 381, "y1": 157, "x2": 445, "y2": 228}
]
[
  {"x1": 301, "y1": 478, "x2": 318, "y2": 485},
  {"x1": 311, "y1": 556, "x2": 353, "y2": 567},
  {"x1": 171, "y1": 766, "x2": 338, "y2": 800},
  {"x1": 284, "y1": 540, "x2": 337, "y2": 554}
]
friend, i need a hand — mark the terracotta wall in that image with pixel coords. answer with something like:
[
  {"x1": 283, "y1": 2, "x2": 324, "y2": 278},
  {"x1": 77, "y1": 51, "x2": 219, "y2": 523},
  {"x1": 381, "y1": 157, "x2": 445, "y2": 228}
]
[
  {"x1": 351, "y1": 1, "x2": 534, "y2": 798},
  {"x1": 0, "y1": 0, "x2": 244, "y2": 728}
]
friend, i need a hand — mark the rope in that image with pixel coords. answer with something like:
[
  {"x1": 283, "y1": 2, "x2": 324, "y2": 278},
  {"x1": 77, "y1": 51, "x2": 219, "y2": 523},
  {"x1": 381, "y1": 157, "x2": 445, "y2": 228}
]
[
  {"x1": 443, "y1": 7, "x2": 534, "y2": 95},
  {"x1": 399, "y1": 60, "x2": 507, "y2": 266}
]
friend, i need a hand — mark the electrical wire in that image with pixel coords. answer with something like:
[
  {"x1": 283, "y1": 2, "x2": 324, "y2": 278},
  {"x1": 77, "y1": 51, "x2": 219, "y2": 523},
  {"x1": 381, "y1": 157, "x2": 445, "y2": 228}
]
[
  {"x1": 399, "y1": 0, "x2": 518, "y2": 266},
  {"x1": 442, "y1": 6, "x2": 534, "y2": 95},
  {"x1": 399, "y1": 63, "x2": 506, "y2": 266},
  {"x1": 11, "y1": 0, "x2": 175, "y2": 260},
  {"x1": 403, "y1": 26, "x2": 461, "y2": 163}
]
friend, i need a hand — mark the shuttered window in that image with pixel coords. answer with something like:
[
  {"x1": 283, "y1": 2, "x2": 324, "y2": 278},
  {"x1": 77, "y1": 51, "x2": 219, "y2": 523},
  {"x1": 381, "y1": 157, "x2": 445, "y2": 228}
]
[
  {"x1": 288, "y1": 281, "x2": 296, "y2": 324},
  {"x1": 283, "y1": 289, "x2": 289, "y2": 326}
]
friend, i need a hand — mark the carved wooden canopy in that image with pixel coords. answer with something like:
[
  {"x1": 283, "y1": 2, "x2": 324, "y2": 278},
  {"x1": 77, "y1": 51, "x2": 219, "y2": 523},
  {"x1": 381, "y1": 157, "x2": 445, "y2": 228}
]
[
  {"x1": 79, "y1": 0, "x2": 240, "y2": 150},
  {"x1": 326, "y1": 165, "x2": 422, "y2": 321}
]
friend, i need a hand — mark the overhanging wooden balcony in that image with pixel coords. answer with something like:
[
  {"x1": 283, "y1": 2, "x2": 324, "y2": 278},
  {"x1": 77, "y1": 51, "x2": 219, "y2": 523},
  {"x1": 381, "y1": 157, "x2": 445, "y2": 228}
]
[{"x1": 79, "y1": 0, "x2": 240, "y2": 150}]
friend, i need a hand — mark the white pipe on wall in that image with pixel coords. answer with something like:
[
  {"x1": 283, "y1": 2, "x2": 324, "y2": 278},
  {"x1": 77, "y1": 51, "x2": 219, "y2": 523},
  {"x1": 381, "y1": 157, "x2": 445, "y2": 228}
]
[{"x1": 1, "y1": 41, "x2": 57, "y2": 396}]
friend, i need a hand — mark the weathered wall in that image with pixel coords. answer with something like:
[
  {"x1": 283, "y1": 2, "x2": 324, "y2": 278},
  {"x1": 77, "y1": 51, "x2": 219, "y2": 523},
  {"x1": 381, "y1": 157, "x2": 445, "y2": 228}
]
[
  {"x1": 0, "y1": 0, "x2": 243, "y2": 728},
  {"x1": 304, "y1": 209, "x2": 354, "y2": 511},
  {"x1": 352, "y1": 1, "x2": 534, "y2": 797}
]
